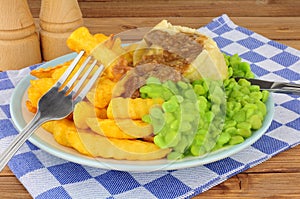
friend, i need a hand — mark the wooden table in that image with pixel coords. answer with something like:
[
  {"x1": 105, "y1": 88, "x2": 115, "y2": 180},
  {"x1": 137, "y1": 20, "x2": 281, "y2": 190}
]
[{"x1": 2, "y1": 0, "x2": 300, "y2": 198}]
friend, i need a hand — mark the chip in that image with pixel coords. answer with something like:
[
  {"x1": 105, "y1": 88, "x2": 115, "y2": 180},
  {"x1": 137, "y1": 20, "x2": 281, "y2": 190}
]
[{"x1": 66, "y1": 26, "x2": 109, "y2": 54}]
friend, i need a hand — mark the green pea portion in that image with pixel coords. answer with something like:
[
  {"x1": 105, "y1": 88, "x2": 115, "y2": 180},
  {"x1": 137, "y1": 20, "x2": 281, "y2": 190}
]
[
  {"x1": 140, "y1": 53, "x2": 269, "y2": 160},
  {"x1": 140, "y1": 78, "x2": 200, "y2": 158},
  {"x1": 229, "y1": 135, "x2": 245, "y2": 145}
]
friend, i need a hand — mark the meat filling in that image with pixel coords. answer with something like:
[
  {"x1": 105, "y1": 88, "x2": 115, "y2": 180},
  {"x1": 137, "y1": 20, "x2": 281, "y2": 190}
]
[
  {"x1": 115, "y1": 63, "x2": 183, "y2": 98},
  {"x1": 137, "y1": 29, "x2": 204, "y2": 73},
  {"x1": 113, "y1": 29, "x2": 203, "y2": 99}
]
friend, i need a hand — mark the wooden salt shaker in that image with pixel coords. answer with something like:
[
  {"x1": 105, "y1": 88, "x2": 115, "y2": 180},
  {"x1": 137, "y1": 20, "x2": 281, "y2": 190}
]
[
  {"x1": 0, "y1": 0, "x2": 41, "y2": 70},
  {"x1": 39, "y1": 0, "x2": 83, "y2": 61}
]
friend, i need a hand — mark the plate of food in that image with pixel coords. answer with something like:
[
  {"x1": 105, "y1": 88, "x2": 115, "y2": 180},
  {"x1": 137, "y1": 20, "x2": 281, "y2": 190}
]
[{"x1": 10, "y1": 20, "x2": 274, "y2": 172}]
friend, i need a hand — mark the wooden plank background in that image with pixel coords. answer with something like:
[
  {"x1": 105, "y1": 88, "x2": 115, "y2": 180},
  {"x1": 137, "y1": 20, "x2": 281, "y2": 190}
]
[
  {"x1": 27, "y1": 0, "x2": 300, "y2": 48},
  {"x1": 28, "y1": 0, "x2": 300, "y2": 17},
  {"x1": 2, "y1": 0, "x2": 300, "y2": 198}
]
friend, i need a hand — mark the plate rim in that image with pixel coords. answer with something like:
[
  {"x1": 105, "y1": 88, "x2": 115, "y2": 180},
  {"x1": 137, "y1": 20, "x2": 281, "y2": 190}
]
[{"x1": 10, "y1": 53, "x2": 275, "y2": 172}]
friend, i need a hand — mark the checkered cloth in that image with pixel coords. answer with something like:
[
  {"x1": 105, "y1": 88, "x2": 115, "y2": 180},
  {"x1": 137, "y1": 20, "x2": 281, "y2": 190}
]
[{"x1": 1, "y1": 14, "x2": 300, "y2": 199}]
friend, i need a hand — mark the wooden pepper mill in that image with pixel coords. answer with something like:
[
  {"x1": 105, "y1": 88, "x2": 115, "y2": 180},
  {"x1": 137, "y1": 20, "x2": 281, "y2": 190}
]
[
  {"x1": 0, "y1": 0, "x2": 41, "y2": 70},
  {"x1": 39, "y1": 0, "x2": 83, "y2": 61}
]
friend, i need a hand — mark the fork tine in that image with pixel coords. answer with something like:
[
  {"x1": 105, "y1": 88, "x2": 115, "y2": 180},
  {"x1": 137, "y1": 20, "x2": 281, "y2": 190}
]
[
  {"x1": 61, "y1": 55, "x2": 92, "y2": 93},
  {"x1": 55, "y1": 50, "x2": 85, "y2": 87},
  {"x1": 70, "y1": 58, "x2": 98, "y2": 97},
  {"x1": 74, "y1": 64, "x2": 104, "y2": 104}
]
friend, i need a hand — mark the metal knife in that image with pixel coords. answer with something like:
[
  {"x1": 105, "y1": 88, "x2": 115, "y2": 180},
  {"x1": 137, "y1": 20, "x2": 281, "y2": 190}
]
[{"x1": 235, "y1": 78, "x2": 300, "y2": 95}]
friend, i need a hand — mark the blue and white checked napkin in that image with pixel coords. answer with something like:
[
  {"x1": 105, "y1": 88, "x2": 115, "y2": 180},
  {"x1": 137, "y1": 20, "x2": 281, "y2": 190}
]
[{"x1": 1, "y1": 14, "x2": 300, "y2": 199}]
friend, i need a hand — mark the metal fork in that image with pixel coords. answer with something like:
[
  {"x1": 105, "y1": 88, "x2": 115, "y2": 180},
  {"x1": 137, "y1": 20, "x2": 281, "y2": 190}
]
[{"x1": 0, "y1": 50, "x2": 104, "y2": 171}]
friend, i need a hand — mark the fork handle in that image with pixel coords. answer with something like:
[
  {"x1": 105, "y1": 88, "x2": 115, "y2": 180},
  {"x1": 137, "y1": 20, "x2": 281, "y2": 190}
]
[
  {"x1": 0, "y1": 113, "x2": 46, "y2": 171},
  {"x1": 271, "y1": 82, "x2": 300, "y2": 95}
]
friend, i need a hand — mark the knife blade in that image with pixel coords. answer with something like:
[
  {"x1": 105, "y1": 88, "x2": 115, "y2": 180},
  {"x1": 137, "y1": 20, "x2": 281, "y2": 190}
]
[{"x1": 235, "y1": 78, "x2": 300, "y2": 95}]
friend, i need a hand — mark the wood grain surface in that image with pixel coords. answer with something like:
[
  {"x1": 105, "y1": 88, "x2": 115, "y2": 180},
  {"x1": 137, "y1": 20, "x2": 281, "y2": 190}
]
[{"x1": 3, "y1": 0, "x2": 300, "y2": 198}]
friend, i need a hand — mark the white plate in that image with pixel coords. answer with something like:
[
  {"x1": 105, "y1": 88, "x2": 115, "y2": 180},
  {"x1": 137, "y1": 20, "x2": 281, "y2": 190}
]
[{"x1": 10, "y1": 53, "x2": 275, "y2": 172}]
